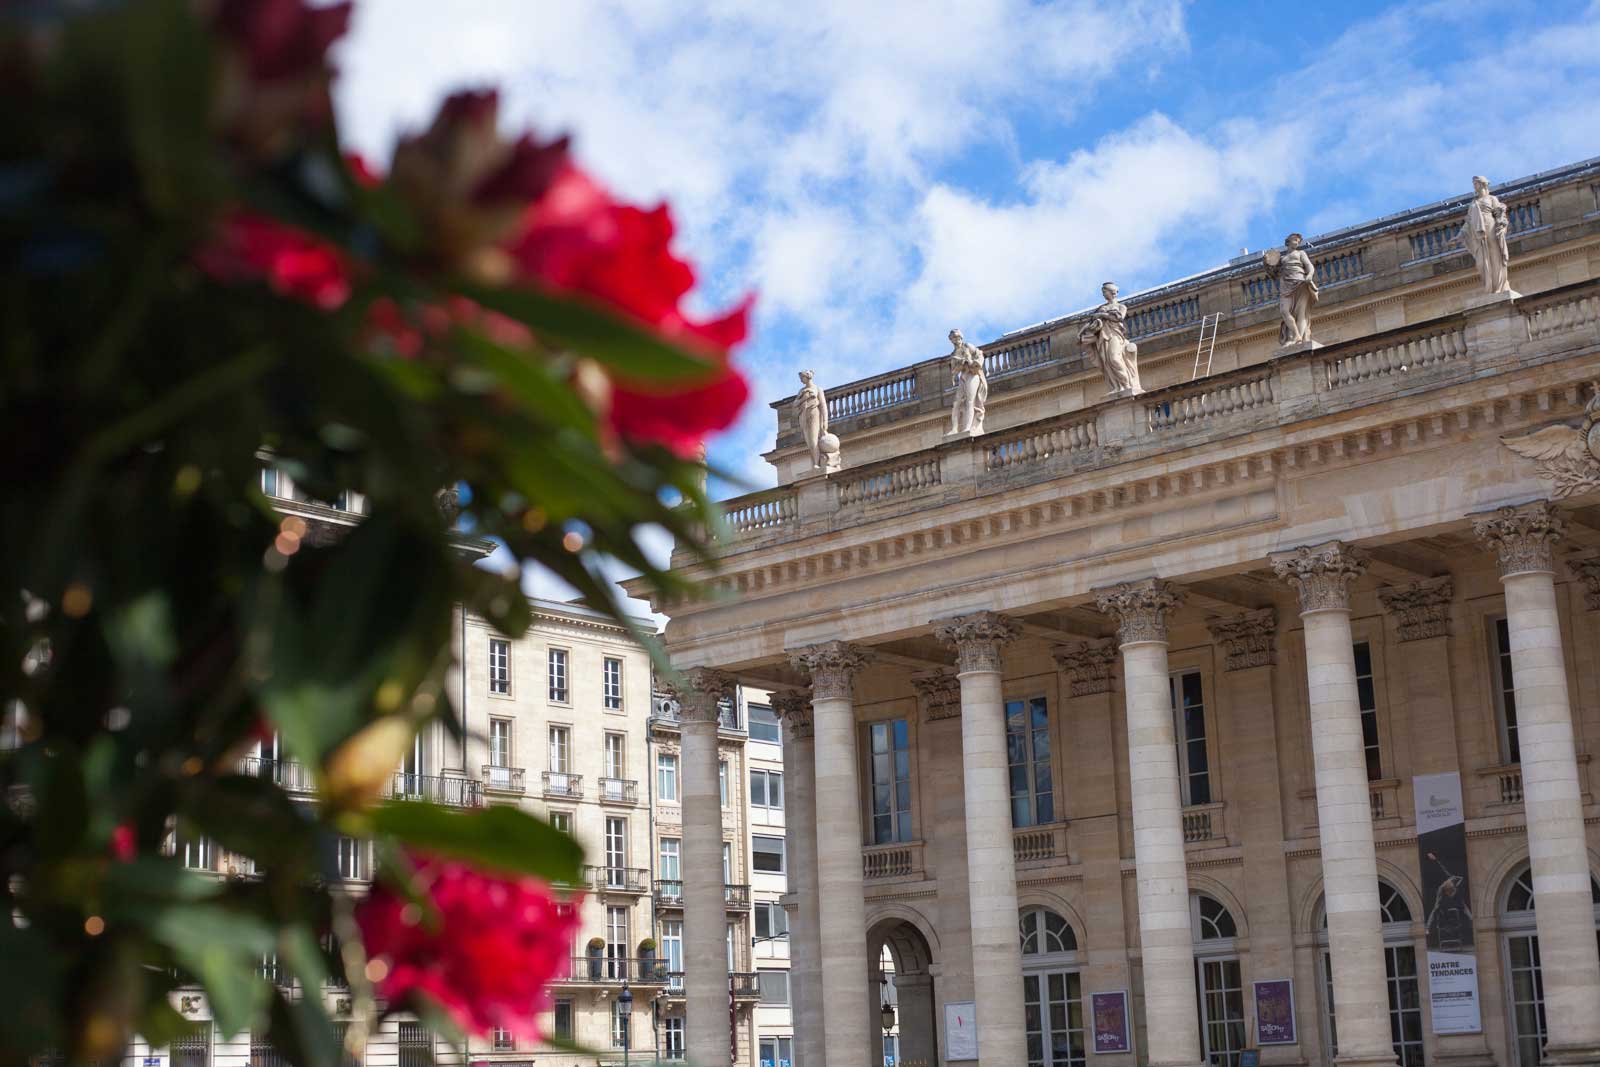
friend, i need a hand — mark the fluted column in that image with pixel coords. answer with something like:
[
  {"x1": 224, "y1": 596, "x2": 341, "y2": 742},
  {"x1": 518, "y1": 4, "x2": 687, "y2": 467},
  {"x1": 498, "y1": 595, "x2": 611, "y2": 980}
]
[
  {"x1": 1095, "y1": 580, "x2": 1202, "y2": 1067},
  {"x1": 772, "y1": 689, "x2": 824, "y2": 1067},
  {"x1": 934, "y1": 611, "x2": 1026, "y2": 1067},
  {"x1": 790, "y1": 641, "x2": 874, "y2": 1067},
  {"x1": 1474, "y1": 503, "x2": 1600, "y2": 1064},
  {"x1": 1271, "y1": 543, "x2": 1395, "y2": 1067},
  {"x1": 666, "y1": 668, "x2": 735, "y2": 1066}
]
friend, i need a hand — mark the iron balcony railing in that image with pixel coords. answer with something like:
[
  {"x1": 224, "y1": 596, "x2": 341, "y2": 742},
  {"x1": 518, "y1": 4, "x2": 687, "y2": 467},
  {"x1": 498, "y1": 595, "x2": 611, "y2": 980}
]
[
  {"x1": 560, "y1": 956, "x2": 671, "y2": 984},
  {"x1": 730, "y1": 972, "x2": 761, "y2": 998},
  {"x1": 598, "y1": 777, "x2": 638, "y2": 804},
  {"x1": 481, "y1": 764, "x2": 526, "y2": 794},
  {"x1": 654, "y1": 879, "x2": 684, "y2": 907},
  {"x1": 387, "y1": 772, "x2": 482, "y2": 807},
  {"x1": 723, "y1": 883, "x2": 751, "y2": 908},
  {"x1": 587, "y1": 865, "x2": 650, "y2": 893},
  {"x1": 241, "y1": 756, "x2": 316, "y2": 794},
  {"x1": 541, "y1": 771, "x2": 583, "y2": 799}
]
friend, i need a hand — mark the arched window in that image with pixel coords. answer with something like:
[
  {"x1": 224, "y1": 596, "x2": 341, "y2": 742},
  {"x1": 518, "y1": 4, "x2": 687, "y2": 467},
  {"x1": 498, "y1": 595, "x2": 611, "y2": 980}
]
[
  {"x1": 1190, "y1": 895, "x2": 1244, "y2": 1067},
  {"x1": 1017, "y1": 908, "x2": 1084, "y2": 1067},
  {"x1": 1498, "y1": 865, "x2": 1600, "y2": 1067},
  {"x1": 1316, "y1": 880, "x2": 1423, "y2": 1067},
  {"x1": 1019, "y1": 908, "x2": 1078, "y2": 956}
]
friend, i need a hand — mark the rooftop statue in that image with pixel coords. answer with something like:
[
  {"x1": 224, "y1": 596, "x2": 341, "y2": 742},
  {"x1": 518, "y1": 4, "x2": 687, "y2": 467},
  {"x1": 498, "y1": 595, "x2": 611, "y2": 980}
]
[
  {"x1": 1264, "y1": 232, "x2": 1318, "y2": 346},
  {"x1": 795, "y1": 369, "x2": 836, "y2": 471},
  {"x1": 946, "y1": 329, "x2": 988, "y2": 437},
  {"x1": 1078, "y1": 281, "x2": 1142, "y2": 397},
  {"x1": 1457, "y1": 175, "x2": 1514, "y2": 296}
]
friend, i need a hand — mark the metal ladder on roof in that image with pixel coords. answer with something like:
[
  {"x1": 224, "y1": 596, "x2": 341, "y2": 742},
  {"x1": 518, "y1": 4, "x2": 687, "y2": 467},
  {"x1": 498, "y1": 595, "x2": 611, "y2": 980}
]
[{"x1": 1191, "y1": 313, "x2": 1221, "y2": 380}]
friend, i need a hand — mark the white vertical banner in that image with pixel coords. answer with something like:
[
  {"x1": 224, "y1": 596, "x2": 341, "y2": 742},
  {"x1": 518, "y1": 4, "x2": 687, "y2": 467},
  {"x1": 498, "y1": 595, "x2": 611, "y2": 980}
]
[{"x1": 1413, "y1": 772, "x2": 1482, "y2": 1034}]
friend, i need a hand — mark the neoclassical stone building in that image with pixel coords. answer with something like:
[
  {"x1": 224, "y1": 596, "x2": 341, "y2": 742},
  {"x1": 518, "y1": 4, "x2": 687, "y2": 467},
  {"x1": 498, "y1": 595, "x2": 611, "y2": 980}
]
[{"x1": 627, "y1": 157, "x2": 1600, "y2": 1067}]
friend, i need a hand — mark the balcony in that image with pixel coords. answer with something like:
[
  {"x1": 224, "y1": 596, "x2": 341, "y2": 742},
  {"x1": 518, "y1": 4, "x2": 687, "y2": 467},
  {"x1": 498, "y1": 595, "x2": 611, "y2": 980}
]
[
  {"x1": 542, "y1": 771, "x2": 583, "y2": 799},
  {"x1": 559, "y1": 956, "x2": 671, "y2": 985},
  {"x1": 862, "y1": 840, "x2": 924, "y2": 881},
  {"x1": 1181, "y1": 801, "x2": 1225, "y2": 845},
  {"x1": 654, "y1": 879, "x2": 684, "y2": 908},
  {"x1": 723, "y1": 883, "x2": 751, "y2": 909},
  {"x1": 481, "y1": 764, "x2": 526, "y2": 795},
  {"x1": 587, "y1": 865, "x2": 650, "y2": 894},
  {"x1": 730, "y1": 972, "x2": 761, "y2": 1000},
  {"x1": 598, "y1": 777, "x2": 639, "y2": 805},
  {"x1": 1013, "y1": 823, "x2": 1068, "y2": 865},
  {"x1": 240, "y1": 756, "x2": 316, "y2": 795},
  {"x1": 387, "y1": 772, "x2": 482, "y2": 807}
]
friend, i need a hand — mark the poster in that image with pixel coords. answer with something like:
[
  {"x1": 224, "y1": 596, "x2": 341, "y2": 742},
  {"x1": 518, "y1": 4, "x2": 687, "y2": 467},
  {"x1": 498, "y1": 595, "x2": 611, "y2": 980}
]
[
  {"x1": 1253, "y1": 979, "x2": 1297, "y2": 1045},
  {"x1": 1090, "y1": 991, "x2": 1131, "y2": 1054},
  {"x1": 1414, "y1": 771, "x2": 1483, "y2": 1034},
  {"x1": 944, "y1": 1001, "x2": 978, "y2": 1061}
]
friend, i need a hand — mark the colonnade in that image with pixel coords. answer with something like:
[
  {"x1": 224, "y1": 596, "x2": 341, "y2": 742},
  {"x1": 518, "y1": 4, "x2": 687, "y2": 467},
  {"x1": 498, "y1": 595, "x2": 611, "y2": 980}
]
[{"x1": 671, "y1": 500, "x2": 1600, "y2": 1067}]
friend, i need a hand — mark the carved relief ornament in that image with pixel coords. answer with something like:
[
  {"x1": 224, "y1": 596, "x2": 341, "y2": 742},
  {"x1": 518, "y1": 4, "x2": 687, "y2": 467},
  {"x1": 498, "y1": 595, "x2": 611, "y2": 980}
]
[
  {"x1": 1499, "y1": 383, "x2": 1600, "y2": 498},
  {"x1": 932, "y1": 611, "x2": 1019, "y2": 673},
  {"x1": 910, "y1": 670, "x2": 962, "y2": 721},
  {"x1": 1472, "y1": 501, "x2": 1565, "y2": 578},
  {"x1": 1205, "y1": 608, "x2": 1278, "y2": 671},
  {"x1": 1270, "y1": 541, "x2": 1368, "y2": 613},
  {"x1": 769, "y1": 688, "x2": 815, "y2": 740},
  {"x1": 1052, "y1": 640, "x2": 1118, "y2": 696},
  {"x1": 1570, "y1": 556, "x2": 1600, "y2": 612},
  {"x1": 1094, "y1": 579, "x2": 1184, "y2": 645},
  {"x1": 1376, "y1": 576, "x2": 1454, "y2": 641},
  {"x1": 788, "y1": 641, "x2": 873, "y2": 701},
  {"x1": 663, "y1": 666, "x2": 736, "y2": 724}
]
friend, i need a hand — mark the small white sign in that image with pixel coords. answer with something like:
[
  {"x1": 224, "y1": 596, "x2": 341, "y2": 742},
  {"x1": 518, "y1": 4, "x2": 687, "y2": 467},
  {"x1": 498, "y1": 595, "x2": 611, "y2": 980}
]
[{"x1": 944, "y1": 1000, "x2": 978, "y2": 1061}]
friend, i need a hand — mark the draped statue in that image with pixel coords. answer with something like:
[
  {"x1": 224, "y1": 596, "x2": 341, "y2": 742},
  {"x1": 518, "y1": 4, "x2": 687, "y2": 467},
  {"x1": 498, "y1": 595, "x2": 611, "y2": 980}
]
[
  {"x1": 1457, "y1": 175, "x2": 1513, "y2": 296},
  {"x1": 796, "y1": 370, "x2": 829, "y2": 468},
  {"x1": 947, "y1": 329, "x2": 987, "y2": 436},
  {"x1": 1077, "y1": 282, "x2": 1142, "y2": 396},
  {"x1": 1264, "y1": 232, "x2": 1318, "y2": 346}
]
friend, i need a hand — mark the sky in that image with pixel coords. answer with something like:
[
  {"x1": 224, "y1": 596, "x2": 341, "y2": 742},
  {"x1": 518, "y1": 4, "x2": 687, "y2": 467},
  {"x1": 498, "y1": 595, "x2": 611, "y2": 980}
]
[{"x1": 331, "y1": 0, "x2": 1600, "y2": 609}]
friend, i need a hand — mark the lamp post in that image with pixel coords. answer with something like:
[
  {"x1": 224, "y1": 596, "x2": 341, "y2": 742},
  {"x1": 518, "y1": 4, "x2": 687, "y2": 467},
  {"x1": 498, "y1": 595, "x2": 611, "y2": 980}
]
[
  {"x1": 619, "y1": 980, "x2": 633, "y2": 1067},
  {"x1": 879, "y1": 976, "x2": 896, "y2": 1067}
]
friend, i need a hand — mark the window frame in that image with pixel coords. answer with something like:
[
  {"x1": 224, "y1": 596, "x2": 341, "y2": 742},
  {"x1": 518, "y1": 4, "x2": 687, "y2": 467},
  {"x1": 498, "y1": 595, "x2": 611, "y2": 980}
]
[
  {"x1": 752, "y1": 834, "x2": 787, "y2": 875},
  {"x1": 748, "y1": 702, "x2": 781, "y2": 745},
  {"x1": 552, "y1": 998, "x2": 575, "y2": 1041},
  {"x1": 1004, "y1": 696, "x2": 1055, "y2": 828},
  {"x1": 750, "y1": 768, "x2": 785, "y2": 815},
  {"x1": 658, "y1": 836, "x2": 681, "y2": 881},
  {"x1": 867, "y1": 717, "x2": 914, "y2": 843},
  {"x1": 547, "y1": 646, "x2": 570, "y2": 704},
  {"x1": 488, "y1": 717, "x2": 513, "y2": 768},
  {"x1": 758, "y1": 968, "x2": 791, "y2": 1005},
  {"x1": 1489, "y1": 615, "x2": 1522, "y2": 764},
  {"x1": 548, "y1": 724, "x2": 571, "y2": 774},
  {"x1": 657, "y1": 750, "x2": 679, "y2": 802},
  {"x1": 488, "y1": 637, "x2": 511, "y2": 697},
  {"x1": 1168, "y1": 669, "x2": 1211, "y2": 807},
  {"x1": 603, "y1": 655, "x2": 624, "y2": 711}
]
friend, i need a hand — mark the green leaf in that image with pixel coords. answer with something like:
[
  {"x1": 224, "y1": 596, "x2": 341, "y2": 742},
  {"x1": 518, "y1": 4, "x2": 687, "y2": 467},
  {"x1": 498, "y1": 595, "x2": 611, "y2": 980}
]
[
  {"x1": 147, "y1": 906, "x2": 275, "y2": 1037},
  {"x1": 367, "y1": 802, "x2": 584, "y2": 885},
  {"x1": 187, "y1": 775, "x2": 317, "y2": 875},
  {"x1": 0, "y1": 925, "x2": 63, "y2": 1055},
  {"x1": 103, "y1": 858, "x2": 223, "y2": 908},
  {"x1": 452, "y1": 280, "x2": 718, "y2": 383},
  {"x1": 265, "y1": 986, "x2": 339, "y2": 1067}
]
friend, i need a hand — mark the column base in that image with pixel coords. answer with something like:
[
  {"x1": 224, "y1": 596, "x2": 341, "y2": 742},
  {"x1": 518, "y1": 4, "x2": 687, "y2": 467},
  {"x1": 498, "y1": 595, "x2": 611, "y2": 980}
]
[{"x1": 1540, "y1": 1042, "x2": 1600, "y2": 1067}]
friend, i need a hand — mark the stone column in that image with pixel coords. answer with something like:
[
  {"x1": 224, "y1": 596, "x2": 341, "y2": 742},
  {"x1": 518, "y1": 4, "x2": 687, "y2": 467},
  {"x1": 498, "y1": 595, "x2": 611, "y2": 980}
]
[
  {"x1": 1473, "y1": 503, "x2": 1600, "y2": 1064},
  {"x1": 666, "y1": 668, "x2": 736, "y2": 1066},
  {"x1": 1094, "y1": 580, "x2": 1202, "y2": 1067},
  {"x1": 771, "y1": 689, "x2": 825, "y2": 1067},
  {"x1": 1270, "y1": 543, "x2": 1396, "y2": 1067},
  {"x1": 933, "y1": 611, "x2": 1026, "y2": 1067},
  {"x1": 790, "y1": 641, "x2": 874, "y2": 1067},
  {"x1": 1054, "y1": 640, "x2": 1137, "y2": 1067}
]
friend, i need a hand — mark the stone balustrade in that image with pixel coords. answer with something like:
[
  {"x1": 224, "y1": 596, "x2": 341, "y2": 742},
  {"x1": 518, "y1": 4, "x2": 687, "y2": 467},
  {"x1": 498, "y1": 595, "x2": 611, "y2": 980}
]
[
  {"x1": 836, "y1": 456, "x2": 942, "y2": 508},
  {"x1": 985, "y1": 335, "x2": 1053, "y2": 378},
  {"x1": 861, "y1": 840, "x2": 925, "y2": 881},
  {"x1": 985, "y1": 415, "x2": 1098, "y2": 472},
  {"x1": 1012, "y1": 823, "x2": 1068, "y2": 865},
  {"x1": 826, "y1": 369, "x2": 919, "y2": 420},
  {"x1": 719, "y1": 489, "x2": 797, "y2": 536},
  {"x1": 1182, "y1": 801, "x2": 1225, "y2": 844},
  {"x1": 1524, "y1": 287, "x2": 1600, "y2": 341},
  {"x1": 1146, "y1": 367, "x2": 1275, "y2": 432},
  {"x1": 1322, "y1": 325, "x2": 1467, "y2": 389}
]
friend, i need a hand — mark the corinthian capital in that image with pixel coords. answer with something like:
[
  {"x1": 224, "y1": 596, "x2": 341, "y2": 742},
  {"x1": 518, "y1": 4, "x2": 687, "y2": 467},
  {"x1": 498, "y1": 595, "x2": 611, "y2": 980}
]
[
  {"x1": 1377, "y1": 576, "x2": 1454, "y2": 642},
  {"x1": 1094, "y1": 579, "x2": 1184, "y2": 645},
  {"x1": 664, "y1": 667, "x2": 736, "y2": 724},
  {"x1": 932, "y1": 611, "x2": 1019, "y2": 673},
  {"x1": 1473, "y1": 501, "x2": 1565, "y2": 578},
  {"x1": 1052, "y1": 639, "x2": 1118, "y2": 696},
  {"x1": 1271, "y1": 541, "x2": 1368, "y2": 614},
  {"x1": 789, "y1": 641, "x2": 873, "y2": 702},
  {"x1": 1206, "y1": 608, "x2": 1278, "y2": 671},
  {"x1": 910, "y1": 670, "x2": 961, "y2": 721},
  {"x1": 769, "y1": 688, "x2": 814, "y2": 740}
]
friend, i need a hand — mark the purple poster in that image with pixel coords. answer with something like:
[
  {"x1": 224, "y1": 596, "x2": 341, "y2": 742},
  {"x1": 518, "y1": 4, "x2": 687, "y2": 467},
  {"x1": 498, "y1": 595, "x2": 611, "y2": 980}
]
[
  {"x1": 1253, "y1": 979, "x2": 1297, "y2": 1045},
  {"x1": 1090, "y1": 991, "x2": 1131, "y2": 1054}
]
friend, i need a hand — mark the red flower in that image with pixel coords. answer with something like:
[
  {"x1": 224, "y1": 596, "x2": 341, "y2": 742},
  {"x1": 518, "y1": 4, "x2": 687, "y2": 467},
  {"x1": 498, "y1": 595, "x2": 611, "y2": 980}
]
[
  {"x1": 197, "y1": 211, "x2": 351, "y2": 310},
  {"x1": 506, "y1": 165, "x2": 751, "y2": 453},
  {"x1": 214, "y1": 0, "x2": 352, "y2": 82},
  {"x1": 355, "y1": 855, "x2": 580, "y2": 1039},
  {"x1": 109, "y1": 823, "x2": 136, "y2": 863}
]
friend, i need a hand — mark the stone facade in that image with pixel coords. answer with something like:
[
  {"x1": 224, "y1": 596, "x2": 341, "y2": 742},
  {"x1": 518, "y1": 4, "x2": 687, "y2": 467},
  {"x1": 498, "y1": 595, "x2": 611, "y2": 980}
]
[{"x1": 633, "y1": 158, "x2": 1600, "y2": 1067}]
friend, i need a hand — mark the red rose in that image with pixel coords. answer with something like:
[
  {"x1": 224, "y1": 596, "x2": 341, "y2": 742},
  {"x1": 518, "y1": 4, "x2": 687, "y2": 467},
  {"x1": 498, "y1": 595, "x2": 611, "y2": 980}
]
[
  {"x1": 355, "y1": 855, "x2": 580, "y2": 1039},
  {"x1": 109, "y1": 823, "x2": 136, "y2": 863},
  {"x1": 506, "y1": 165, "x2": 751, "y2": 452},
  {"x1": 214, "y1": 0, "x2": 352, "y2": 82},
  {"x1": 197, "y1": 211, "x2": 351, "y2": 310}
]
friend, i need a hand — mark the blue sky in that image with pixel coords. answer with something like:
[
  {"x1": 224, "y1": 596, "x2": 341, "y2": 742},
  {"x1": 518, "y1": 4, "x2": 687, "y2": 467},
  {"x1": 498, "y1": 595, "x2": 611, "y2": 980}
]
[{"x1": 332, "y1": 0, "x2": 1600, "y2": 604}]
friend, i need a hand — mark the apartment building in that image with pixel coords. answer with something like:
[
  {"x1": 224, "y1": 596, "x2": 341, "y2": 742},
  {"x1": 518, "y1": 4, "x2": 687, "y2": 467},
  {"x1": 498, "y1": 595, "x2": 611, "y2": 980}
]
[{"x1": 742, "y1": 689, "x2": 796, "y2": 1067}]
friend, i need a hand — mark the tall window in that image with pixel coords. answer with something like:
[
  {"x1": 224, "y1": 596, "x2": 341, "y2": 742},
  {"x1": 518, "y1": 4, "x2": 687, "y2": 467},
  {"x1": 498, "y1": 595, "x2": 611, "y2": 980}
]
[
  {"x1": 759, "y1": 1037, "x2": 793, "y2": 1067},
  {"x1": 1006, "y1": 697, "x2": 1054, "y2": 827},
  {"x1": 488, "y1": 718, "x2": 512, "y2": 767},
  {"x1": 749, "y1": 702, "x2": 781, "y2": 744},
  {"x1": 605, "y1": 817, "x2": 627, "y2": 884},
  {"x1": 552, "y1": 998, "x2": 574, "y2": 1041},
  {"x1": 657, "y1": 751, "x2": 679, "y2": 802},
  {"x1": 606, "y1": 904, "x2": 629, "y2": 974},
  {"x1": 548, "y1": 647, "x2": 569, "y2": 703},
  {"x1": 396, "y1": 1023, "x2": 429, "y2": 1067},
  {"x1": 174, "y1": 828, "x2": 213, "y2": 871},
  {"x1": 751, "y1": 769, "x2": 784, "y2": 817},
  {"x1": 603, "y1": 656, "x2": 623, "y2": 710},
  {"x1": 1192, "y1": 894, "x2": 1244, "y2": 1067},
  {"x1": 1492, "y1": 617, "x2": 1521, "y2": 763},
  {"x1": 548, "y1": 725, "x2": 570, "y2": 773},
  {"x1": 491, "y1": 1028, "x2": 514, "y2": 1052},
  {"x1": 488, "y1": 638, "x2": 510, "y2": 695},
  {"x1": 1020, "y1": 908, "x2": 1083, "y2": 1067},
  {"x1": 172, "y1": 1023, "x2": 211, "y2": 1067},
  {"x1": 260, "y1": 466, "x2": 280, "y2": 497},
  {"x1": 753, "y1": 835, "x2": 786, "y2": 874},
  {"x1": 755, "y1": 900, "x2": 789, "y2": 941},
  {"x1": 604, "y1": 731, "x2": 626, "y2": 780},
  {"x1": 549, "y1": 810, "x2": 571, "y2": 835},
  {"x1": 1354, "y1": 642, "x2": 1382, "y2": 779},
  {"x1": 869, "y1": 718, "x2": 913, "y2": 843},
  {"x1": 662, "y1": 919, "x2": 684, "y2": 989},
  {"x1": 1169, "y1": 671, "x2": 1211, "y2": 805},
  {"x1": 251, "y1": 1030, "x2": 283, "y2": 1067},
  {"x1": 659, "y1": 837, "x2": 681, "y2": 883},
  {"x1": 335, "y1": 835, "x2": 366, "y2": 881},
  {"x1": 719, "y1": 759, "x2": 729, "y2": 807},
  {"x1": 758, "y1": 969, "x2": 790, "y2": 1005},
  {"x1": 722, "y1": 841, "x2": 733, "y2": 884},
  {"x1": 610, "y1": 998, "x2": 630, "y2": 1048},
  {"x1": 1320, "y1": 882, "x2": 1424, "y2": 1067},
  {"x1": 664, "y1": 1016, "x2": 685, "y2": 1059},
  {"x1": 1499, "y1": 866, "x2": 1600, "y2": 1067}
]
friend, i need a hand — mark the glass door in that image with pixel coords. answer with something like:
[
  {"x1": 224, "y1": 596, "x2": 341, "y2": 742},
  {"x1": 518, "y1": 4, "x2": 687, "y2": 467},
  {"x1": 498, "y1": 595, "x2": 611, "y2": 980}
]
[
  {"x1": 1196, "y1": 957, "x2": 1246, "y2": 1067},
  {"x1": 1022, "y1": 969, "x2": 1085, "y2": 1067}
]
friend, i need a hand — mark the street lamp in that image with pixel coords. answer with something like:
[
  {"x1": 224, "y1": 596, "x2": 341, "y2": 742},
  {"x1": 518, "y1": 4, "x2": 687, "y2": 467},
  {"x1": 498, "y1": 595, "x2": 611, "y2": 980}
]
[
  {"x1": 880, "y1": 975, "x2": 896, "y2": 1066},
  {"x1": 618, "y1": 981, "x2": 633, "y2": 1067}
]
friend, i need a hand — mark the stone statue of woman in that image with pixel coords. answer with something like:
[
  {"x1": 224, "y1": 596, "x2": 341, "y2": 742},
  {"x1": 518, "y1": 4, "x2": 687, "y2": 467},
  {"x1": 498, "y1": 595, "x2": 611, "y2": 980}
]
[
  {"x1": 1264, "y1": 232, "x2": 1318, "y2": 346},
  {"x1": 947, "y1": 329, "x2": 987, "y2": 436},
  {"x1": 1457, "y1": 175, "x2": 1513, "y2": 296},
  {"x1": 1077, "y1": 281, "x2": 1142, "y2": 396},
  {"x1": 796, "y1": 369, "x2": 828, "y2": 468}
]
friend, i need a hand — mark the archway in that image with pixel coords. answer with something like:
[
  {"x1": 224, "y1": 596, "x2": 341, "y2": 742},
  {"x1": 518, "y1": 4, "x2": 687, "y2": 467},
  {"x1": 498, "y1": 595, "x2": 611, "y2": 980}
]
[{"x1": 868, "y1": 916, "x2": 938, "y2": 1067}]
